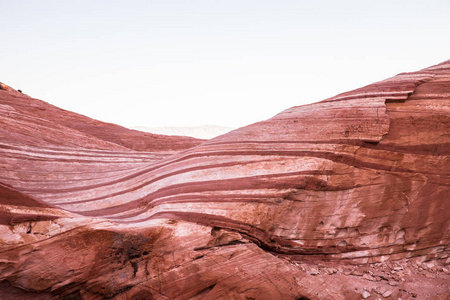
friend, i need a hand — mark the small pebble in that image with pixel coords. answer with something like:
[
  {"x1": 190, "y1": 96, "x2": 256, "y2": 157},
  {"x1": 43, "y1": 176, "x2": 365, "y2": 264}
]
[
  {"x1": 382, "y1": 290, "x2": 392, "y2": 298},
  {"x1": 309, "y1": 267, "x2": 319, "y2": 275}
]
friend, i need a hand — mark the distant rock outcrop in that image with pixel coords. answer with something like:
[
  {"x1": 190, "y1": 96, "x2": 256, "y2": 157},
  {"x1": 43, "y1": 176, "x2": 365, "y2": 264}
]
[
  {"x1": 132, "y1": 125, "x2": 235, "y2": 139},
  {"x1": 0, "y1": 61, "x2": 449, "y2": 299}
]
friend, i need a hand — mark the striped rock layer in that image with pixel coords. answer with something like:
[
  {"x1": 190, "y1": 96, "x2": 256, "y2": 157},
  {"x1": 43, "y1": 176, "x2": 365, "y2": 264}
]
[{"x1": 0, "y1": 61, "x2": 449, "y2": 299}]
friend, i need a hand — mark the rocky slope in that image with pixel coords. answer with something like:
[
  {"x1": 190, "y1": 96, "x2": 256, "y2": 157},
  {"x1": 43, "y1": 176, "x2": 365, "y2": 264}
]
[
  {"x1": 0, "y1": 61, "x2": 449, "y2": 299},
  {"x1": 0, "y1": 82, "x2": 204, "y2": 152},
  {"x1": 132, "y1": 125, "x2": 235, "y2": 140}
]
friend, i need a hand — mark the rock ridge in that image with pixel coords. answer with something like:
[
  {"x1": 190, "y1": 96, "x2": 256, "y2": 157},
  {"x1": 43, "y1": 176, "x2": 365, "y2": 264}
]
[{"x1": 0, "y1": 60, "x2": 449, "y2": 299}]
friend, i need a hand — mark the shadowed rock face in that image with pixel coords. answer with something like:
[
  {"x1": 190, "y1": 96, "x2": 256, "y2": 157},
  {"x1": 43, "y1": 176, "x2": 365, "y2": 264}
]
[{"x1": 0, "y1": 61, "x2": 449, "y2": 299}]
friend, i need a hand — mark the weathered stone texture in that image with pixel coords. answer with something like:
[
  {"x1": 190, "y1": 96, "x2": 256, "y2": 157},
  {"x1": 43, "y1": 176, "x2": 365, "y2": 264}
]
[{"x1": 0, "y1": 61, "x2": 449, "y2": 299}]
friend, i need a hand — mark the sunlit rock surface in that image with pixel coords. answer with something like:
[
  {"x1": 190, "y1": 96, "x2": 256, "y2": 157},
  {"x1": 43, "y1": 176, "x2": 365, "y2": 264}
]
[{"x1": 0, "y1": 61, "x2": 449, "y2": 299}]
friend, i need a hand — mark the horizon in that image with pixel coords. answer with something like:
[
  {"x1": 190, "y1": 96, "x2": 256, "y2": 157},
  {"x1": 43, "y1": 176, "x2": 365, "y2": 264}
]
[{"x1": 1, "y1": 0, "x2": 449, "y2": 129}]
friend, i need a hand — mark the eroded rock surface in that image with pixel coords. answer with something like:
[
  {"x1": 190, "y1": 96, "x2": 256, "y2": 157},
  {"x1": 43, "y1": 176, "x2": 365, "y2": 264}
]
[{"x1": 0, "y1": 61, "x2": 449, "y2": 299}]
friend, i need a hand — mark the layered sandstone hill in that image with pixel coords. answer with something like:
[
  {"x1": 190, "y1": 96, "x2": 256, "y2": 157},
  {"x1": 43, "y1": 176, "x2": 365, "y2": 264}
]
[
  {"x1": 0, "y1": 61, "x2": 449, "y2": 299},
  {"x1": 0, "y1": 82, "x2": 203, "y2": 152}
]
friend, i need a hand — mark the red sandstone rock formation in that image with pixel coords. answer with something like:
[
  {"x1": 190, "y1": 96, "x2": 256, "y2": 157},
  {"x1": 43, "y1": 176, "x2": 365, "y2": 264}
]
[
  {"x1": 0, "y1": 61, "x2": 449, "y2": 299},
  {"x1": 0, "y1": 82, "x2": 204, "y2": 152}
]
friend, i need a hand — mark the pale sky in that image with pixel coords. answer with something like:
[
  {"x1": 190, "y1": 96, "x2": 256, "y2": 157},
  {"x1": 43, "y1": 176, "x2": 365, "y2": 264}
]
[{"x1": 1, "y1": 0, "x2": 449, "y2": 128}]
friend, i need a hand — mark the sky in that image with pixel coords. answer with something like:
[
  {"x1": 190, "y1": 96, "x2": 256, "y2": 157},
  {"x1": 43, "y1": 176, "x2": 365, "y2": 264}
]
[{"x1": 1, "y1": 0, "x2": 449, "y2": 128}]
